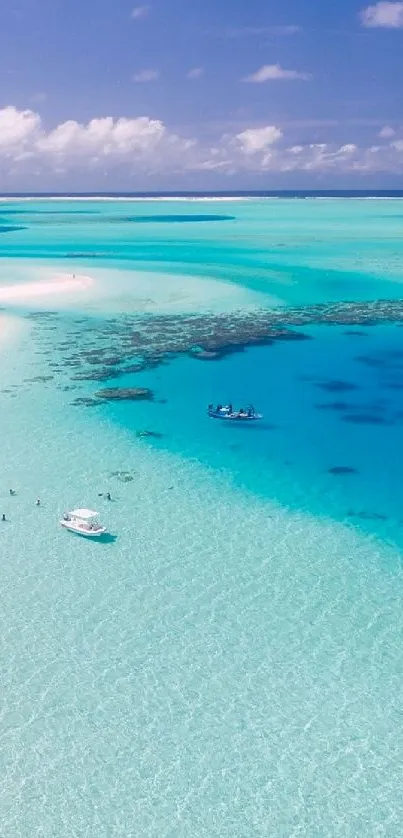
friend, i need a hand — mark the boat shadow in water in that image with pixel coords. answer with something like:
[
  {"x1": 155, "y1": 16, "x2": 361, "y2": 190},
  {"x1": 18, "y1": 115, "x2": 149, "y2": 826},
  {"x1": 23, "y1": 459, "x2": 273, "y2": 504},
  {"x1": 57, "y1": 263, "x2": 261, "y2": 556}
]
[
  {"x1": 69, "y1": 531, "x2": 118, "y2": 544},
  {"x1": 97, "y1": 532, "x2": 118, "y2": 544},
  {"x1": 221, "y1": 421, "x2": 276, "y2": 432}
]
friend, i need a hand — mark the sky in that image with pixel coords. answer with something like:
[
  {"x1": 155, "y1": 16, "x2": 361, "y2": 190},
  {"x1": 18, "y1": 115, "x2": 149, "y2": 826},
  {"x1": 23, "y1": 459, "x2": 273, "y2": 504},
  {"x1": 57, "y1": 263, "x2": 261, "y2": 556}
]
[{"x1": 1, "y1": 0, "x2": 403, "y2": 190}]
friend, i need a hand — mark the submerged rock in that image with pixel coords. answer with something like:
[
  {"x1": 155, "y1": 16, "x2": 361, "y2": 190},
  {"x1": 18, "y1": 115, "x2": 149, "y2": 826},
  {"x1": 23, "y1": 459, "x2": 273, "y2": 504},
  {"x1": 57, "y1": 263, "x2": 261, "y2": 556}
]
[
  {"x1": 123, "y1": 363, "x2": 145, "y2": 374},
  {"x1": 25, "y1": 375, "x2": 55, "y2": 383},
  {"x1": 94, "y1": 387, "x2": 154, "y2": 401},
  {"x1": 190, "y1": 348, "x2": 220, "y2": 360},
  {"x1": 72, "y1": 368, "x2": 122, "y2": 382},
  {"x1": 269, "y1": 328, "x2": 312, "y2": 342},
  {"x1": 346, "y1": 509, "x2": 388, "y2": 521},
  {"x1": 71, "y1": 397, "x2": 101, "y2": 407},
  {"x1": 109, "y1": 470, "x2": 135, "y2": 482}
]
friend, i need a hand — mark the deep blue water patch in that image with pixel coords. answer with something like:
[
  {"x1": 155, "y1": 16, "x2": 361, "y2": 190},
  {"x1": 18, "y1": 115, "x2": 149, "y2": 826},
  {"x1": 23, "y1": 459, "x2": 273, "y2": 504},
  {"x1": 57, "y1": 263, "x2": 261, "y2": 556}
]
[
  {"x1": 0, "y1": 225, "x2": 27, "y2": 233},
  {"x1": 45, "y1": 314, "x2": 403, "y2": 548}
]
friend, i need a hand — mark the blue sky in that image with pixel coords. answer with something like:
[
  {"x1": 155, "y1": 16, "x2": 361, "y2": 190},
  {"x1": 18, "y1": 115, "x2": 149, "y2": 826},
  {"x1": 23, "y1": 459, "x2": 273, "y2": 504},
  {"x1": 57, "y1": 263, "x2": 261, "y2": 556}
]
[{"x1": 1, "y1": 0, "x2": 403, "y2": 189}]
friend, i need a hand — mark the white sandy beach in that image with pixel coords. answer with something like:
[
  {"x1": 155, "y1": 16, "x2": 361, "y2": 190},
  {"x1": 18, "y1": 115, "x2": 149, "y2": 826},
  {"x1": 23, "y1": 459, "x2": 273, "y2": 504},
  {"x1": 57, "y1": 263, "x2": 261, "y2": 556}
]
[
  {"x1": 0, "y1": 263, "x2": 272, "y2": 315},
  {"x1": 0, "y1": 273, "x2": 94, "y2": 302}
]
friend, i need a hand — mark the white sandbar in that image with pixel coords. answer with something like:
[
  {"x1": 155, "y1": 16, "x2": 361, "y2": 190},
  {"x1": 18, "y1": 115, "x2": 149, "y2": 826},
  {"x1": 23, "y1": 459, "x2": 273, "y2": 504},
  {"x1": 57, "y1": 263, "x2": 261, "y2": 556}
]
[{"x1": 0, "y1": 274, "x2": 94, "y2": 302}]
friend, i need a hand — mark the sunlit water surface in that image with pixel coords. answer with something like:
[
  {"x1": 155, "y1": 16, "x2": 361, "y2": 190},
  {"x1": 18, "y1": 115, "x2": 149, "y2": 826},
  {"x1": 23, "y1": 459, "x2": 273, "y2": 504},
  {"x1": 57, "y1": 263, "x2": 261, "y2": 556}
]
[{"x1": 2, "y1": 198, "x2": 403, "y2": 837}]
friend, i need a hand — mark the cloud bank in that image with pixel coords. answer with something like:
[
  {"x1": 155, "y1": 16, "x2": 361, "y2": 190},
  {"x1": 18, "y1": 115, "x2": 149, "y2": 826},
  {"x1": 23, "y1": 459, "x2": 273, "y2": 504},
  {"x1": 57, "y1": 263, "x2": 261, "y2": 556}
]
[{"x1": 1, "y1": 105, "x2": 403, "y2": 181}]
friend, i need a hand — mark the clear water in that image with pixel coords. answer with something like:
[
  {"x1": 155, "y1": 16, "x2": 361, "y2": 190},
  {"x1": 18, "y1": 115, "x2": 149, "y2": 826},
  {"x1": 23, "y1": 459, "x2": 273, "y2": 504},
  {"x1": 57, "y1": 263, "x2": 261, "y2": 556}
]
[{"x1": 2, "y1": 198, "x2": 403, "y2": 837}]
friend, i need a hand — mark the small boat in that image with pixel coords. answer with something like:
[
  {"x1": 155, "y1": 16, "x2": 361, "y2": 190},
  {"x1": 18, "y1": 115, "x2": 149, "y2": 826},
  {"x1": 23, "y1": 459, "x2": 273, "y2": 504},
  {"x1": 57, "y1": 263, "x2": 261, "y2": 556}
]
[
  {"x1": 207, "y1": 404, "x2": 263, "y2": 421},
  {"x1": 60, "y1": 508, "x2": 107, "y2": 538}
]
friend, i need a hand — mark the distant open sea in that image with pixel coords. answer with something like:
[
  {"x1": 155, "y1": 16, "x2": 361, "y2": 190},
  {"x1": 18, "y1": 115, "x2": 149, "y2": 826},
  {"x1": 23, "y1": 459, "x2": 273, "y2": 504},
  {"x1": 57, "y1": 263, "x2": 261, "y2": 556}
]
[
  {"x1": 3, "y1": 188, "x2": 403, "y2": 198},
  {"x1": 2, "y1": 194, "x2": 403, "y2": 837}
]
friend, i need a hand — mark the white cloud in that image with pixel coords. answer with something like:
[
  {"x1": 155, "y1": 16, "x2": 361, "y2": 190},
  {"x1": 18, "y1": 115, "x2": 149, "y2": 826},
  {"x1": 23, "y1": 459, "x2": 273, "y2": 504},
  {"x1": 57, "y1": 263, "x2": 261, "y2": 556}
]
[
  {"x1": 379, "y1": 125, "x2": 396, "y2": 138},
  {"x1": 236, "y1": 125, "x2": 283, "y2": 153},
  {"x1": 4, "y1": 105, "x2": 403, "y2": 180},
  {"x1": 0, "y1": 106, "x2": 41, "y2": 156},
  {"x1": 36, "y1": 116, "x2": 166, "y2": 159},
  {"x1": 243, "y1": 63, "x2": 311, "y2": 82},
  {"x1": 361, "y1": 1, "x2": 403, "y2": 27},
  {"x1": 187, "y1": 67, "x2": 204, "y2": 79},
  {"x1": 131, "y1": 5, "x2": 150, "y2": 19},
  {"x1": 336, "y1": 144, "x2": 357, "y2": 154},
  {"x1": 132, "y1": 69, "x2": 159, "y2": 82}
]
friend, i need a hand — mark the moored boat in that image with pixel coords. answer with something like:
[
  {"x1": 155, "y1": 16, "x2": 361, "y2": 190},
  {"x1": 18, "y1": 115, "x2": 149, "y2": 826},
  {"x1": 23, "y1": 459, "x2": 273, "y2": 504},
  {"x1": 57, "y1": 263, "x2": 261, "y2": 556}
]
[
  {"x1": 60, "y1": 508, "x2": 107, "y2": 538},
  {"x1": 207, "y1": 403, "x2": 262, "y2": 421}
]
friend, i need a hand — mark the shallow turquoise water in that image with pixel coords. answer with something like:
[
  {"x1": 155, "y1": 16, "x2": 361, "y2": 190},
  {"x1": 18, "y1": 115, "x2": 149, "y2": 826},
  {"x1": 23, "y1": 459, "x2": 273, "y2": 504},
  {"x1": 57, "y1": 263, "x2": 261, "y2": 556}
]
[{"x1": 2, "y1": 199, "x2": 403, "y2": 836}]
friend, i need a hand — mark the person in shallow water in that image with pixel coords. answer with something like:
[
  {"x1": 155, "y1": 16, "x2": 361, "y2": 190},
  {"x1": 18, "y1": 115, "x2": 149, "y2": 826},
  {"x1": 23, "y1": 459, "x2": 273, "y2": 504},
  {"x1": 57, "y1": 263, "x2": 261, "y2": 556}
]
[
  {"x1": 106, "y1": 492, "x2": 111, "y2": 501},
  {"x1": 2, "y1": 513, "x2": 6, "y2": 521},
  {"x1": 9, "y1": 489, "x2": 16, "y2": 496},
  {"x1": 36, "y1": 498, "x2": 40, "y2": 506}
]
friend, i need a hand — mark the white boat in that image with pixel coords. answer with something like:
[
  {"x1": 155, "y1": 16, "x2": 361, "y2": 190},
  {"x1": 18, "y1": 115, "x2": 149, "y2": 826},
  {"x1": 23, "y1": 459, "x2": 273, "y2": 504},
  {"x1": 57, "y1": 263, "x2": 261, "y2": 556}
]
[{"x1": 60, "y1": 508, "x2": 107, "y2": 538}]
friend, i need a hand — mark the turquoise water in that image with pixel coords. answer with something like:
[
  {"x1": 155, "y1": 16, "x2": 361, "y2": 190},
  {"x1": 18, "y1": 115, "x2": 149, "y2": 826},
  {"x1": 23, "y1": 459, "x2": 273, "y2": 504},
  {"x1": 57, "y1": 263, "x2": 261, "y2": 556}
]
[{"x1": 2, "y1": 198, "x2": 403, "y2": 836}]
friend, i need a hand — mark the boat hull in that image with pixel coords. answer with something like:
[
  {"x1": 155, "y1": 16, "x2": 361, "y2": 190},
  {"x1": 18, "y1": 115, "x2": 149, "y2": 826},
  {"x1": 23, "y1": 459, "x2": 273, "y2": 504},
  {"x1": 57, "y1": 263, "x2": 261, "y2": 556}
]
[
  {"x1": 60, "y1": 521, "x2": 107, "y2": 538},
  {"x1": 208, "y1": 411, "x2": 262, "y2": 421}
]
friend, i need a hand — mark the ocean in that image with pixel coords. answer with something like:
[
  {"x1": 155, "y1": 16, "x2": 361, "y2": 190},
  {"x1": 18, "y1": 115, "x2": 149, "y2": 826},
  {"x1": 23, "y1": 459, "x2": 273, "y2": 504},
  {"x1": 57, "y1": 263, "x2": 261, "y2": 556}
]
[{"x1": 1, "y1": 195, "x2": 403, "y2": 836}]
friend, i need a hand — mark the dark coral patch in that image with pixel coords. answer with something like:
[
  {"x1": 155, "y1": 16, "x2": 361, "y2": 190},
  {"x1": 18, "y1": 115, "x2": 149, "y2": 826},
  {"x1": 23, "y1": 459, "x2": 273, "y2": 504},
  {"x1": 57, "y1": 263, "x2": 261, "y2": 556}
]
[
  {"x1": 316, "y1": 401, "x2": 353, "y2": 411},
  {"x1": 328, "y1": 466, "x2": 358, "y2": 475},
  {"x1": 316, "y1": 380, "x2": 359, "y2": 393},
  {"x1": 354, "y1": 355, "x2": 385, "y2": 367},
  {"x1": 342, "y1": 413, "x2": 390, "y2": 425}
]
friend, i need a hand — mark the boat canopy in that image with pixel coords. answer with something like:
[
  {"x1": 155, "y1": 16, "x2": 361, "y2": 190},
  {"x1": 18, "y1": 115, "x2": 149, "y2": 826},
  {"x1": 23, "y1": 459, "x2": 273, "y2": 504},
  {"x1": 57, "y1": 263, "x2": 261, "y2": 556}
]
[{"x1": 69, "y1": 508, "x2": 99, "y2": 520}]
